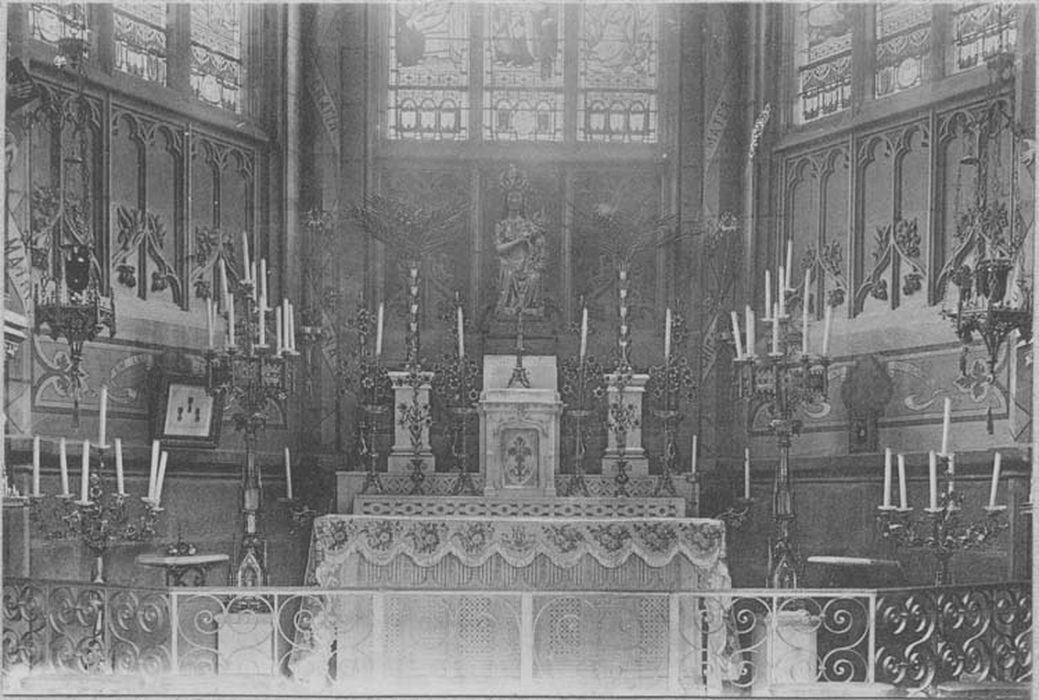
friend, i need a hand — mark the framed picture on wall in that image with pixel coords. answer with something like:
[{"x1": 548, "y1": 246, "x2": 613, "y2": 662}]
[{"x1": 152, "y1": 374, "x2": 223, "y2": 448}]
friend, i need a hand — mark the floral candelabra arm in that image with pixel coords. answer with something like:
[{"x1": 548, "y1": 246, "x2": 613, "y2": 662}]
[
  {"x1": 559, "y1": 352, "x2": 605, "y2": 498},
  {"x1": 732, "y1": 257, "x2": 831, "y2": 588},
  {"x1": 358, "y1": 356, "x2": 392, "y2": 495},
  {"x1": 29, "y1": 445, "x2": 162, "y2": 583},
  {"x1": 432, "y1": 348, "x2": 482, "y2": 497},
  {"x1": 206, "y1": 244, "x2": 299, "y2": 588},
  {"x1": 647, "y1": 310, "x2": 696, "y2": 498},
  {"x1": 395, "y1": 360, "x2": 432, "y2": 495},
  {"x1": 877, "y1": 451, "x2": 1008, "y2": 585}
]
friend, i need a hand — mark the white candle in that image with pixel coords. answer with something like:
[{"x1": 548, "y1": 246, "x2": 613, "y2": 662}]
[
  {"x1": 743, "y1": 448, "x2": 751, "y2": 499},
  {"x1": 227, "y1": 295, "x2": 236, "y2": 347},
  {"x1": 375, "y1": 302, "x2": 384, "y2": 358},
  {"x1": 148, "y1": 439, "x2": 160, "y2": 501},
  {"x1": 928, "y1": 451, "x2": 938, "y2": 509},
  {"x1": 457, "y1": 304, "x2": 466, "y2": 358},
  {"x1": 80, "y1": 440, "x2": 90, "y2": 503},
  {"x1": 579, "y1": 307, "x2": 588, "y2": 360},
  {"x1": 284, "y1": 447, "x2": 293, "y2": 500},
  {"x1": 218, "y1": 257, "x2": 229, "y2": 308},
  {"x1": 98, "y1": 385, "x2": 108, "y2": 447},
  {"x1": 764, "y1": 269, "x2": 772, "y2": 319},
  {"x1": 155, "y1": 451, "x2": 169, "y2": 505},
  {"x1": 115, "y1": 438, "x2": 125, "y2": 495},
  {"x1": 59, "y1": 438, "x2": 69, "y2": 496},
  {"x1": 771, "y1": 304, "x2": 780, "y2": 354},
  {"x1": 821, "y1": 303, "x2": 832, "y2": 356},
  {"x1": 664, "y1": 307, "x2": 672, "y2": 362},
  {"x1": 785, "y1": 239, "x2": 793, "y2": 285},
  {"x1": 275, "y1": 304, "x2": 284, "y2": 353},
  {"x1": 241, "y1": 231, "x2": 251, "y2": 280},
  {"x1": 745, "y1": 306, "x2": 756, "y2": 356},
  {"x1": 989, "y1": 452, "x2": 1002, "y2": 508},
  {"x1": 940, "y1": 397, "x2": 951, "y2": 455},
  {"x1": 731, "y1": 311, "x2": 744, "y2": 359},
  {"x1": 947, "y1": 453, "x2": 956, "y2": 494},
  {"x1": 691, "y1": 434, "x2": 698, "y2": 475},
  {"x1": 258, "y1": 260, "x2": 267, "y2": 347},
  {"x1": 778, "y1": 266, "x2": 786, "y2": 317},
  {"x1": 897, "y1": 454, "x2": 908, "y2": 509},
  {"x1": 801, "y1": 268, "x2": 811, "y2": 355},
  {"x1": 206, "y1": 298, "x2": 214, "y2": 348},
  {"x1": 259, "y1": 258, "x2": 267, "y2": 308},
  {"x1": 32, "y1": 436, "x2": 41, "y2": 496},
  {"x1": 883, "y1": 448, "x2": 892, "y2": 508},
  {"x1": 288, "y1": 301, "x2": 296, "y2": 352},
  {"x1": 619, "y1": 267, "x2": 627, "y2": 282}
]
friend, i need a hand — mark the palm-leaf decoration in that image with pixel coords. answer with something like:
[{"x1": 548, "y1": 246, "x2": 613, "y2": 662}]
[
  {"x1": 574, "y1": 203, "x2": 681, "y2": 271},
  {"x1": 350, "y1": 193, "x2": 466, "y2": 264}
]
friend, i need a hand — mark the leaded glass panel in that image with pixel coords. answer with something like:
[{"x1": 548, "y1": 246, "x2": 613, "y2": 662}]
[
  {"x1": 114, "y1": 3, "x2": 168, "y2": 85},
  {"x1": 190, "y1": 3, "x2": 242, "y2": 112},
  {"x1": 29, "y1": 3, "x2": 89, "y2": 48},
  {"x1": 389, "y1": 3, "x2": 470, "y2": 141},
  {"x1": 874, "y1": 4, "x2": 931, "y2": 99},
  {"x1": 577, "y1": 3, "x2": 659, "y2": 144},
  {"x1": 483, "y1": 4, "x2": 564, "y2": 142},
  {"x1": 950, "y1": 3, "x2": 1017, "y2": 74},
  {"x1": 796, "y1": 3, "x2": 852, "y2": 123}
]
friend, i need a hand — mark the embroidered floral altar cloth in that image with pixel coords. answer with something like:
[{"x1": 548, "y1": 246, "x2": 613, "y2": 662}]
[{"x1": 304, "y1": 515, "x2": 731, "y2": 590}]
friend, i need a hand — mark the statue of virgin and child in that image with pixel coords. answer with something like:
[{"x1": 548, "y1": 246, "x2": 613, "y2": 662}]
[{"x1": 494, "y1": 165, "x2": 546, "y2": 317}]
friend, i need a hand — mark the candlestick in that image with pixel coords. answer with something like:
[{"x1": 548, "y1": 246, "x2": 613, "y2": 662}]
[
  {"x1": 115, "y1": 438, "x2": 125, "y2": 495},
  {"x1": 989, "y1": 452, "x2": 1002, "y2": 508},
  {"x1": 259, "y1": 258, "x2": 267, "y2": 308},
  {"x1": 821, "y1": 303, "x2": 832, "y2": 356},
  {"x1": 32, "y1": 436, "x2": 41, "y2": 497},
  {"x1": 284, "y1": 447, "x2": 293, "y2": 500},
  {"x1": 218, "y1": 257, "x2": 229, "y2": 308},
  {"x1": 258, "y1": 260, "x2": 267, "y2": 347},
  {"x1": 941, "y1": 397, "x2": 951, "y2": 455},
  {"x1": 778, "y1": 267, "x2": 786, "y2": 318},
  {"x1": 227, "y1": 296, "x2": 236, "y2": 348},
  {"x1": 241, "y1": 231, "x2": 251, "y2": 281},
  {"x1": 250, "y1": 262, "x2": 258, "y2": 300},
  {"x1": 375, "y1": 302, "x2": 384, "y2": 358},
  {"x1": 771, "y1": 304, "x2": 780, "y2": 354},
  {"x1": 80, "y1": 440, "x2": 90, "y2": 503},
  {"x1": 731, "y1": 311, "x2": 744, "y2": 359},
  {"x1": 275, "y1": 304, "x2": 284, "y2": 354},
  {"x1": 98, "y1": 385, "x2": 108, "y2": 447},
  {"x1": 883, "y1": 448, "x2": 892, "y2": 508},
  {"x1": 579, "y1": 306, "x2": 588, "y2": 360},
  {"x1": 59, "y1": 438, "x2": 69, "y2": 496},
  {"x1": 744, "y1": 448, "x2": 751, "y2": 500},
  {"x1": 897, "y1": 453, "x2": 907, "y2": 509},
  {"x1": 801, "y1": 268, "x2": 811, "y2": 355},
  {"x1": 155, "y1": 451, "x2": 169, "y2": 505},
  {"x1": 745, "y1": 306, "x2": 756, "y2": 356},
  {"x1": 691, "y1": 434, "x2": 698, "y2": 475},
  {"x1": 928, "y1": 451, "x2": 938, "y2": 510},
  {"x1": 457, "y1": 303, "x2": 465, "y2": 358},
  {"x1": 765, "y1": 269, "x2": 772, "y2": 319},
  {"x1": 664, "y1": 307, "x2": 672, "y2": 362},
  {"x1": 287, "y1": 301, "x2": 296, "y2": 352},
  {"x1": 785, "y1": 240, "x2": 793, "y2": 286},
  {"x1": 148, "y1": 440, "x2": 160, "y2": 501}
]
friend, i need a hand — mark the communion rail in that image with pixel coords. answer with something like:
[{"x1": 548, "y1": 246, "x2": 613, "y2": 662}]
[{"x1": 2, "y1": 578, "x2": 1030, "y2": 696}]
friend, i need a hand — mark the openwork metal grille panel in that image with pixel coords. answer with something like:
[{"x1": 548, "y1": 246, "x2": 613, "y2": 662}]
[
  {"x1": 483, "y1": 4, "x2": 565, "y2": 142},
  {"x1": 874, "y1": 4, "x2": 932, "y2": 99},
  {"x1": 114, "y1": 3, "x2": 168, "y2": 85},
  {"x1": 577, "y1": 4, "x2": 659, "y2": 143},
  {"x1": 189, "y1": 3, "x2": 243, "y2": 112},
  {"x1": 796, "y1": 3, "x2": 853, "y2": 123},
  {"x1": 388, "y1": 3, "x2": 470, "y2": 141},
  {"x1": 951, "y1": 3, "x2": 1018, "y2": 74}
]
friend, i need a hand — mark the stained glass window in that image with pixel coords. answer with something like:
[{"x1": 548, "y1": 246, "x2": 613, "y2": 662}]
[
  {"x1": 796, "y1": 3, "x2": 852, "y2": 123},
  {"x1": 29, "y1": 2, "x2": 90, "y2": 50},
  {"x1": 114, "y1": 3, "x2": 168, "y2": 85},
  {"x1": 483, "y1": 4, "x2": 564, "y2": 142},
  {"x1": 388, "y1": 3, "x2": 470, "y2": 141},
  {"x1": 577, "y1": 3, "x2": 659, "y2": 144},
  {"x1": 190, "y1": 4, "x2": 243, "y2": 112},
  {"x1": 950, "y1": 3, "x2": 1017, "y2": 74},
  {"x1": 874, "y1": 4, "x2": 931, "y2": 99}
]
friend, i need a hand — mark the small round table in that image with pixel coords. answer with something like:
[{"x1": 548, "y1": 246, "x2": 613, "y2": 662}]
[{"x1": 136, "y1": 553, "x2": 229, "y2": 587}]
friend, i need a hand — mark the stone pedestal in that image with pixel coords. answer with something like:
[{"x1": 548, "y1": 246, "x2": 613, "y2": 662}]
[
  {"x1": 601, "y1": 373, "x2": 650, "y2": 476},
  {"x1": 387, "y1": 371, "x2": 435, "y2": 474},
  {"x1": 479, "y1": 355, "x2": 562, "y2": 498}
]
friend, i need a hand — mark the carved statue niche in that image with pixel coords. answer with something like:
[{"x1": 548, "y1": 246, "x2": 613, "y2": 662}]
[
  {"x1": 494, "y1": 164, "x2": 547, "y2": 317},
  {"x1": 840, "y1": 354, "x2": 894, "y2": 453}
]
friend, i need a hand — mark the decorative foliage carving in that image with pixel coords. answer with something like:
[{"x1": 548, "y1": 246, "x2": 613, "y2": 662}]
[
  {"x1": 113, "y1": 206, "x2": 180, "y2": 302},
  {"x1": 855, "y1": 218, "x2": 926, "y2": 311}
]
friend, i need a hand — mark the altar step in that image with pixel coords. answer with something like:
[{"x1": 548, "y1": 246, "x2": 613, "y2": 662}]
[{"x1": 354, "y1": 494, "x2": 687, "y2": 518}]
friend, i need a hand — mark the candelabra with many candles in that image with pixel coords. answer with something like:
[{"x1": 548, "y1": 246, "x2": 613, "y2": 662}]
[
  {"x1": 205, "y1": 237, "x2": 299, "y2": 587},
  {"x1": 731, "y1": 245, "x2": 831, "y2": 588}
]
